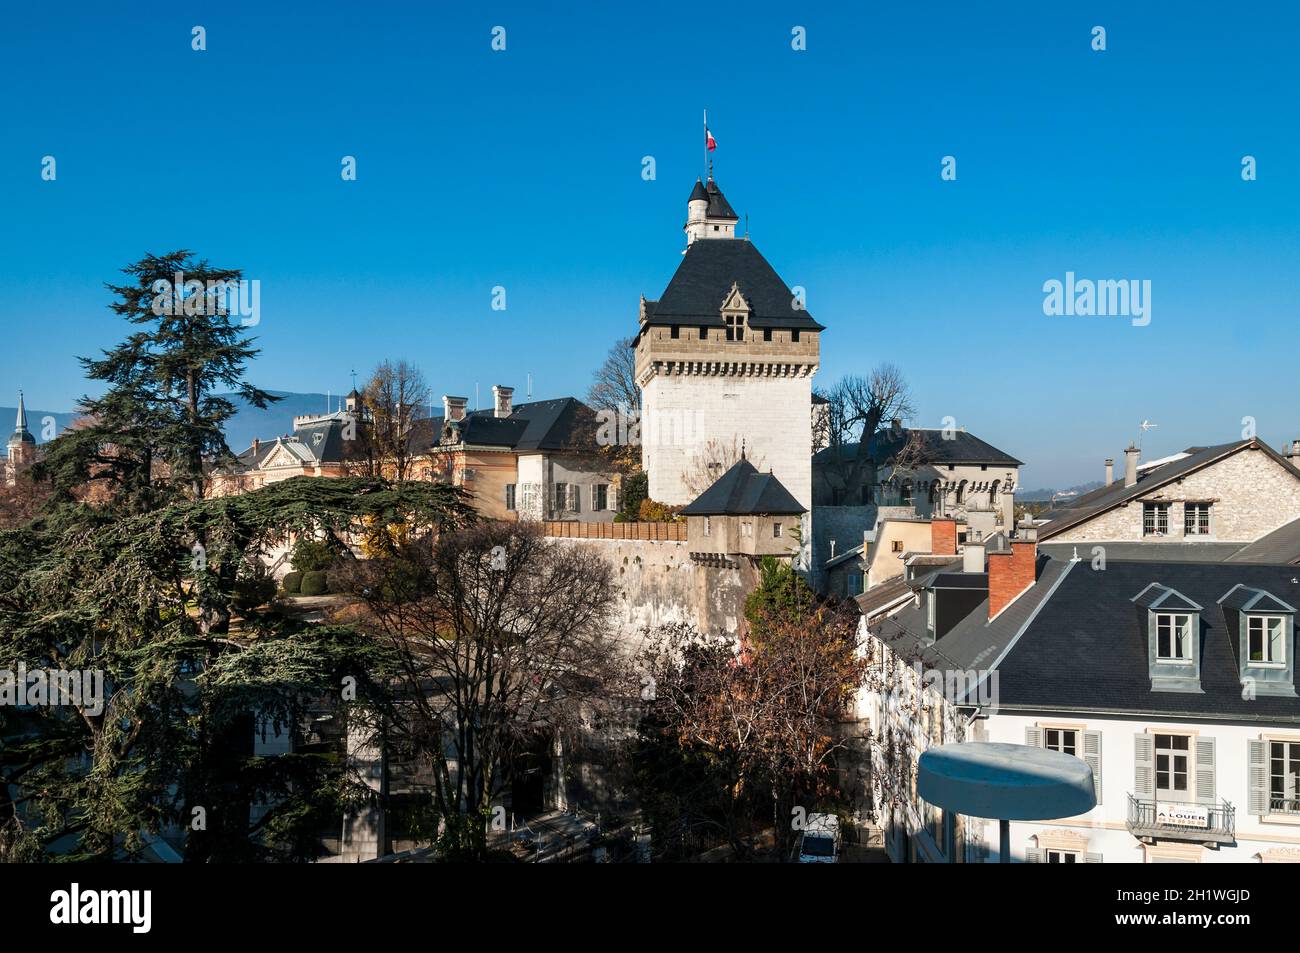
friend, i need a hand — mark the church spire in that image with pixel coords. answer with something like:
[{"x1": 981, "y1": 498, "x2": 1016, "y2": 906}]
[{"x1": 14, "y1": 391, "x2": 27, "y2": 434}]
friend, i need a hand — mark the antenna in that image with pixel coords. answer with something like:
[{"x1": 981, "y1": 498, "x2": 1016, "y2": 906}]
[
  {"x1": 475, "y1": 383, "x2": 480, "y2": 411},
  {"x1": 527, "y1": 373, "x2": 533, "y2": 399},
  {"x1": 350, "y1": 368, "x2": 357, "y2": 391}
]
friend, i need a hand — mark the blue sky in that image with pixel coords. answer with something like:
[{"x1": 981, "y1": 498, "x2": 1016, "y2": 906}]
[{"x1": 2, "y1": 0, "x2": 1297, "y2": 488}]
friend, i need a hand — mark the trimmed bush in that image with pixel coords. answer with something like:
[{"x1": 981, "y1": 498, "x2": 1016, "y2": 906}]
[
  {"x1": 300, "y1": 570, "x2": 329, "y2": 597},
  {"x1": 291, "y1": 538, "x2": 342, "y2": 573},
  {"x1": 281, "y1": 571, "x2": 303, "y2": 594}
]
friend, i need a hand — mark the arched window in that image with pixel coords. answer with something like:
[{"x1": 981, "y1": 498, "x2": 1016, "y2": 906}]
[{"x1": 955, "y1": 480, "x2": 967, "y2": 505}]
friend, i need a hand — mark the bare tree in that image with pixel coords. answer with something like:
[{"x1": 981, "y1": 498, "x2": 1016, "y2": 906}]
[
  {"x1": 586, "y1": 337, "x2": 639, "y2": 413},
  {"x1": 332, "y1": 521, "x2": 627, "y2": 859},
  {"x1": 350, "y1": 360, "x2": 431, "y2": 481},
  {"x1": 682, "y1": 436, "x2": 766, "y2": 497},
  {"x1": 817, "y1": 363, "x2": 918, "y2": 505}
]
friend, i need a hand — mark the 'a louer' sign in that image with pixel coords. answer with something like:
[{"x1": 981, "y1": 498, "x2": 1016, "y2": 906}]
[{"x1": 1156, "y1": 803, "x2": 1209, "y2": 828}]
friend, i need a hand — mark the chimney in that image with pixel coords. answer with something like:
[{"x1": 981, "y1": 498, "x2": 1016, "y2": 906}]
[
  {"x1": 443, "y1": 395, "x2": 468, "y2": 423},
  {"x1": 1287, "y1": 440, "x2": 1300, "y2": 467},
  {"x1": 1124, "y1": 444, "x2": 1139, "y2": 487},
  {"x1": 988, "y1": 538, "x2": 1037, "y2": 620},
  {"x1": 963, "y1": 539, "x2": 986, "y2": 574},
  {"x1": 1104, "y1": 458, "x2": 1114, "y2": 486},
  {"x1": 930, "y1": 517, "x2": 957, "y2": 557},
  {"x1": 251, "y1": 438, "x2": 260, "y2": 455},
  {"x1": 492, "y1": 384, "x2": 514, "y2": 419}
]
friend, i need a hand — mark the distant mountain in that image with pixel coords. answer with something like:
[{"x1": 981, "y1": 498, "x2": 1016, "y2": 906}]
[
  {"x1": 1017, "y1": 480, "x2": 1103, "y2": 503},
  {"x1": 0, "y1": 392, "x2": 334, "y2": 453}
]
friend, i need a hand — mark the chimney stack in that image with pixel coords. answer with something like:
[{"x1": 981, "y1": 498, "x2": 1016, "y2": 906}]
[
  {"x1": 963, "y1": 539, "x2": 986, "y2": 574},
  {"x1": 251, "y1": 438, "x2": 260, "y2": 455},
  {"x1": 1287, "y1": 440, "x2": 1300, "y2": 467},
  {"x1": 930, "y1": 517, "x2": 958, "y2": 557},
  {"x1": 492, "y1": 384, "x2": 514, "y2": 419},
  {"x1": 1123, "y1": 444, "x2": 1139, "y2": 487},
  {"x1": 1104, "y1": 458, "x2": 1114, "y2": 486},
  {"x1": 443, "y1": 395, "x2": 468, "y2": 423},
  {"x1": 988, "y1": 538, "x2": 1037, "y2": 620}
]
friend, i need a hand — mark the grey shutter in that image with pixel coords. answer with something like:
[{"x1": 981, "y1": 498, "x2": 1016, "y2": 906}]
[
  {"x1": 1085, "y1": 852, "x2": 1103, "y2": 863},
  {"x1": 570, "y1": 484, "x2": 580, "y2": 513},
  {"x1": 1248, "y1": 739, "x2": 1269, "y2": 815},
  {"x1": 1195, "y1": 737, "x2": 1216, "y2": 805},
  {"x1": 1083, "y1": 730, "x2": 1103, "y2": 806},
  {"x1": 1134, "y1": 733, "x2": 1155, "y2": 798},
  {"x1": 1025, "y1": 727, "x2": 1043, "y2": 748},
  {"x1": 1024, "y1": 847, "x2": 1043, "y2": 863}
]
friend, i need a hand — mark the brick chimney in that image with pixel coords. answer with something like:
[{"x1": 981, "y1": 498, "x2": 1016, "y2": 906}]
[
  {"x1": 988, "y1": 538, "x2": 1037, "y2": 620},
  {"x1": 1123, "y1": 444, "x2": 1139, "y2": 488},
  {"x1": 443, "y1": 395, "x2": 468, "y2": 422},
  {"x1": 492, "y1": 384, "x2": 514, "y2": 418},
  {"x1": 1104, "y1": 458, "x2": 1114, "y2": 486},
  {"x1": 930, "y1": 517, "x2": 957, "y2": 556},
  {"x1": 251, "y1": 438, "x2": 260, "y2": 455}
]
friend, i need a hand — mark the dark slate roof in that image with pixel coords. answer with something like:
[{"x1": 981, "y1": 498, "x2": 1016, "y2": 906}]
[
  {"x1": 854, "y1": 575, "x2": 914, "y2": 620},
  {"x1": 871, "y1": 557, "x2": 1070, "y2": 681},
  {"x1": 815, "y1": 428, "x2": 1021, "y2": 468},
  {"x1": 703, "y1": 178, "x2": 737, "y2": 220},
  {"x1": 993, "y1": 561, "x2": 1300, "y2": 721},
  {"x1": 644, "y1": 239, "x2": 824, "y2": 331},
  {"x1": 1040, "y1": 440, "x2": 1300, "y2": 540},
  {"x1": 679, "y1": 458, "x2": 806, "y2": 516},
  {"x1": 688, "y1": 179, "x2": 709, "y2": 203},
  {"x1": 1227, "y1": 516, "x2": 1300, "y2": 564},
  {"x1": 409, "y1": 398, "x2": 599, "y2": 454},
  {"x1": 1039, "y1": 541, "x2": 1247, "y2": 564}
]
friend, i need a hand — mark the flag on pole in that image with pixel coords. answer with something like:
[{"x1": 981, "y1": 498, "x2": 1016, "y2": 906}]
[{"x1": 705, "y1": 126, "x2": 717, "y2": 151}]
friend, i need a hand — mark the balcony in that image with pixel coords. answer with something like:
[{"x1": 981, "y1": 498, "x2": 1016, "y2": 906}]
[{"x1": 1126, "y1": 794, "x2": 1235, "y2": 845}]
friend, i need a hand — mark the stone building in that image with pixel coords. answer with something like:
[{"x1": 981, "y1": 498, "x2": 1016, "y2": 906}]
[
  {"x1": 679, "y1": 455, "x2": 805, "y2": 565},
  {"x1": 634, "y1": 177, "x2": 821, "y2": 517},
  {"x1": 1038, "y1": 438, "x2": 1300, "y2": 558},
  {"x1": 5, "y1": 391, "x2": 37, "y2": 486}
]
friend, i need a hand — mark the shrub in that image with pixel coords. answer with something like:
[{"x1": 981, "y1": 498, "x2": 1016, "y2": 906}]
[
  {"x1": 616, "y1": 471, "x2": 648, "y2": 522},
  {"x1": 232, "y1": 572, "x2": 278, "y2": 612},
  {"x1": 281, "y1": 571, "x2": 303, "y2": 594},
  {"x1": 638, "y1": 498, "x2": 681, "y2": 523},
  {"x1": 300, "y1": 570, "x2": 329, "y2": 597}
]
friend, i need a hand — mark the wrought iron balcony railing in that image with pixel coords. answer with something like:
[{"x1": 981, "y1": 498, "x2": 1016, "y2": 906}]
[{"x1": 1126, "y1": 794, "x2": 1235, "y2": 845}]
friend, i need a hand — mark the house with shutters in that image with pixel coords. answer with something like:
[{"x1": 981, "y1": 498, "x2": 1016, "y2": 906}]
[{"x1": 859, "y1": 536, "x2": 1300, "y2": 864}]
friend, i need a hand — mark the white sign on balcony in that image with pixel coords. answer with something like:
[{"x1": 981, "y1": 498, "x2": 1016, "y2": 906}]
[{"x1": 1156, "y1": 802, "x2": 1209, "y2": 828}]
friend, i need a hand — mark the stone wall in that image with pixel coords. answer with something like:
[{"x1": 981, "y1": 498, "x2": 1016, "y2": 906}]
[{"x1": 1051, "y1": 445, "x2": 1300, "y2": 543}]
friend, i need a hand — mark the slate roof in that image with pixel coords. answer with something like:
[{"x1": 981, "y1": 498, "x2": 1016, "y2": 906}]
[
  {"x1": 991, "y1": 560, "x2": 1300, "y2": 721},
  {"x1": 1039, "y1": 541, "x2": 1247, "y2": 564},
  {"x1": 703, "y1": 178, "x2": 737, "y2": 220},
  {"x1": 679, "y1": 458, "x2": 806, "y2": 516},
  {"x1": 1226, "y1": 516, "x2": 1300, "y2": 564},
  {"x1": 642, "y1": 239, "x2": 824, "y2": 332},
  {"x1": 854, "y1": 575, "x2": 914, "y2": 621},
  {"x1": 1039, "y1": 439, "x2": 1300, "y2": 540},
  {"x1": 814, "y1": 428, "x2": 1021, "y2": 468}
]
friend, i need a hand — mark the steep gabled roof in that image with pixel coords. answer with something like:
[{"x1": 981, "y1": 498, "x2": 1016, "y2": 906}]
[
  {"x1": 703, "y1": 178, "x2": 737, "y2": 220},
  {"x1": 1226, "y1": 515, "x2": 1300, "y2": 564},
  {"x1": 679, "y1": 458, "x2": 805, "y2": 516},
  {"x1": 408, "y1": 398, "x2": 600, "y2": 455},
  {"x1": 1040, "y1": 439, "x2": 1300, "y2": 540},
  {"x1": 814, "y1": 428, "x2": 1021, "y2": 468},
  {"x1": 644, "y1": 239, "x2": 824, "y2": 331}
]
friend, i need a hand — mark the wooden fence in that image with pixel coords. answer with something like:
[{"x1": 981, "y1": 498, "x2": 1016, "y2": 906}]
[{"x1": 541, "y1": 520, "x2": 686, "y2": 541}]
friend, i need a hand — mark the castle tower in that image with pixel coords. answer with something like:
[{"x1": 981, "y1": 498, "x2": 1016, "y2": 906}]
[
  {"x1": 7, "y1": 391, "x2": 37, "y2": 484},
  {"x1": 635, "y1": 178, "x2": 821, "y2": 512}
]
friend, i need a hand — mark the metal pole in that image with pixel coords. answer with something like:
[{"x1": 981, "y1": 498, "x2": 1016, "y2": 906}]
[{"x1": 999, "y1": 818, "x2": 1010, "y2": 863}]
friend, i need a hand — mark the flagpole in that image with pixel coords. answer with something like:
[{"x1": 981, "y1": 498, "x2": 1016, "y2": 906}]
[{"x1": 703, "y1": 108, "x2": 707, "y2": 180}]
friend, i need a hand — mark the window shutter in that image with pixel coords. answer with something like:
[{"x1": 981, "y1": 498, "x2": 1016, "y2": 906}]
[
  {"x1": 1195, "y1": 737, "x2": 1216, "y2": 805},
  {"x1": 1024, "y1": 848, "x2": 1043, "y2": 863},
  {"x1": 1085, "y1": 852, "x2": 1103, "y2": 863},
  {"x1": 608, "y1": 483, "x2": 617, "y2": 512},
  {"x1": 1134, "y1": 733, "x2": 1155, "y2": 798},
  {"x1": 569, "y1": 484, "x2": 580, "y2": 513},
  {"x1": 1248, "y1": 739, "x2": 1269, "y2": 815},
  {"x1": 1083, "y1": 730, "x2": 1103, "y2": 806},
  {"x1": 1025, "y1": 727, "x2": 1043, "y2": 748}
]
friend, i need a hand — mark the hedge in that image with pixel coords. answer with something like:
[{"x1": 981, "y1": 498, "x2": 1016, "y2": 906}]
[
  {"x1": 300, "y1": 570, "x2": 329, "y2": 597},
  {"x1": 281, "y1": 571, "x2": 304, "y2": 594}
]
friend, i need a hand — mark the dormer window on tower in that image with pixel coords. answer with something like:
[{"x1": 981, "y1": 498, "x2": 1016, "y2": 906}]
[
  {"x1": 725, "y1": 313, "x2": 745, "y2": 341},
  {"x1": 720, "y1": 283, "x2": 750, "y2": 343}
]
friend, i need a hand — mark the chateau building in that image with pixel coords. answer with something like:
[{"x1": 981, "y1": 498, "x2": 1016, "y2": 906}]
[
  {"x1": 634, "y1": 177, "x2": 821, "y2": 518},
  {"x1": 5, "y1": 391, "x2": 37, "y2": 486}
]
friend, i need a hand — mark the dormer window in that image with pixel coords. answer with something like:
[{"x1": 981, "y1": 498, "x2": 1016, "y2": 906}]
[
  {"x1": 1217, "y1": 585, "x2": 1296, "y2": 698},
  {"x1": 1155, "y1": 613, "x2": 1193, "y2": 662},
  {"x1": 1132, "y1": 583, "x2": 1204, "y2": 693},
  {"x1": 725, "y1": 313, "x2": 745, "y2": 341},
  {"x1": 1248, "y1": 615, "x2": 1285, "y2": 665}
]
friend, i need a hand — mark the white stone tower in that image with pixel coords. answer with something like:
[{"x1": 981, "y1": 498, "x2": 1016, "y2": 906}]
[
  {"x1": 634, "y1": 177, "x2": 821, "y2": 512},
  {"x1": 6, "y1": 391, "x2": 37, "y2": 485}
]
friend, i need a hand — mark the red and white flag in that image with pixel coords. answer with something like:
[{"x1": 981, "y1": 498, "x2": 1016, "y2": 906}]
[{"x1": 705, "y1": 126, "x2": 717, "y2": 151}]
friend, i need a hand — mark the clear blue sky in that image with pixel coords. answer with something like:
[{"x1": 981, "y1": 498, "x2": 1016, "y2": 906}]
[{"x1": 2, "y1": 0, "x2": 1297, "y2": 488}]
